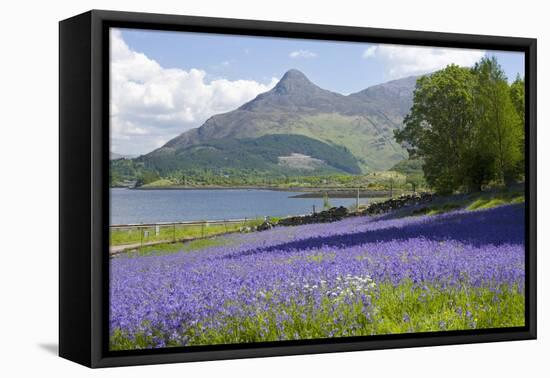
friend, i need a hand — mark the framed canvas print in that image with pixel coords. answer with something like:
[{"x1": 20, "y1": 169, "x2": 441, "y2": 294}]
[{"x1": 59, "y1": 10, "x2": 536, "y2": 368}]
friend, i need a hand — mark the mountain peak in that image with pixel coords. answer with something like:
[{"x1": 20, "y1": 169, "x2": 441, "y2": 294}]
[
  {"x1": 280, "y1": 69, "x2": 309, "y2": 82},
  {"x1": 273, "y1": 69, "x2": 317, "y2": 94}
]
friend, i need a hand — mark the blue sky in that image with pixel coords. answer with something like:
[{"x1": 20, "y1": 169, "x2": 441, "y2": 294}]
[
  {"x1": 110, "y1": 28, "x2": 524, "y2": 156},
  {"x1": 120, "y1": 28, "x2": 524, "y2": 94}
]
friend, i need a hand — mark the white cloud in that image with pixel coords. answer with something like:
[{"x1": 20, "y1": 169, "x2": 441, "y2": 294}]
[
  {"x1": 289, "y1": 50, "x2": 318, "y2": 59},
  {"x1": 362, "y1": 46, "x2": 377, "y2": 59},
  {"x1": 110, "y1": 29, "x2": 278, "y2": 155},
  {"x1": 362, "y1": 44, "x2": 485, "y2": 78}
]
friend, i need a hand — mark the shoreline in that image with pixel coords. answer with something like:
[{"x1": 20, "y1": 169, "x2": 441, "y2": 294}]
[
  {"x1": 289, "y1": 190, "x2": 394, "y2": 199},
  {"x1": 128, "y1": 185, "x2": 298, "y2": 191},
  {"x1": 111, "y1": 185, "x2": 397, "y2": 198}
]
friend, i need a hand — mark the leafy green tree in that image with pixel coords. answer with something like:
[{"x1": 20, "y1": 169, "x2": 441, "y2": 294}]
[
  {"x1": 510, "y1": 74, "x2": 525, "y2": 121},
  {"x1": 136, "y1": 170, "x2": 160, "y2": 187},
  {"x1": 510, "y1": 75, "x2": 526, "y2": 172},
  {"x1": 110, "y1": 170, "x2": 121, "y2": 186},
  {"x1": 405, "y1": 173, "x2": 424, "y2": 193},
  {"x1": 395, "y1": 57, "x2": 525, "y2": 193},
  {"x1": 461, "y1": 149, "x2": 495, "y2": 191},
  {"x1": 395, "y1": 65, "x2": 477, "y2": 194},
  {"x1": 473, "y1": 57, "x2": 523, "y2": 185}
]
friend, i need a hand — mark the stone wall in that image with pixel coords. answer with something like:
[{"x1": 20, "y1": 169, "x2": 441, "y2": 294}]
[
  {"x1": 277, "y1": 206, "x2": 349, "y2": 226},
  {"x1": 359, "y1": 193, "x2": 435, "y2": 215}
]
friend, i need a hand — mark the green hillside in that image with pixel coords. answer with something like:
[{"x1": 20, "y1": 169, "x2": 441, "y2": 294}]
[
  {"x1": 141, "y1": 134, "x2": 361, "y2": 175},
  {"x1": 261, "y1": 112, "x2": 407, "y2": 171}
]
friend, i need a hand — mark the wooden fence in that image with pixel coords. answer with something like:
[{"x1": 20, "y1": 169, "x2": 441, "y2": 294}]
[{"x1": 109, "y1": 218, "x2": 257, "y2": 254}]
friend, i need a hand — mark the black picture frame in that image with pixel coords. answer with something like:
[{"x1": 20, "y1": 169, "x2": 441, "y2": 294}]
[{"x1": 59, "y1": 9, "x2": 537, "y2": 368}]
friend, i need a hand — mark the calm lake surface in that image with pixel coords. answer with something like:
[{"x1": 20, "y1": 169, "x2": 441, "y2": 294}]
[{"x1": 110, "y1": 188, "x2": 370, "y2": 224}]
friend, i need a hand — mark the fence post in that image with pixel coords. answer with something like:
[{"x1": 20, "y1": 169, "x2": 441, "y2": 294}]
[
  {"x1": 173, "y1": 223, "x2": 176, "y2": 242},
  {"x1": 201, "y1": 222, "x2": 205, "y2": 238},
  {"x1": 356, "y1": 188, "x2": 359, "y2": 214},
  {"x1": 140, "y1": 227, "x2": 143, "y2": 249}
]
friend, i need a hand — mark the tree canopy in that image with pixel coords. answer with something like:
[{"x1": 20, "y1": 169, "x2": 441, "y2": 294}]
[{"x1": 395, "y1": 57, "x2": 524, "y2": 194}]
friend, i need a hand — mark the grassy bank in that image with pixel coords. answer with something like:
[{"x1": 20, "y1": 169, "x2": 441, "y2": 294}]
[
  {"x1": 121, "y1": 238, "x2": 228, "y2": 258},
  {"x1": 410, "y1": 190, "x2": 524, "y2": 216},
  {"x1": 110, "y1": 218, "x2": 265, "y2": 247}
]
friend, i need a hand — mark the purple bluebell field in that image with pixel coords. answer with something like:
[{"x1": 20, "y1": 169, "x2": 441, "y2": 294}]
[{"x1": 109, "y1": 204, "x2": 525, "y2": 350}]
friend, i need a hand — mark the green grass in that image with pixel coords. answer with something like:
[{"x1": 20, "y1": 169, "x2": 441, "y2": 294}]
[
  {"x1": 141, "y1": 178, "x2": 176, "y2": 187},
  {"x1": 467, "y1": 198, "x2": 506, "y2": 210},
  {"x1": 122, "y1": 238, "x2": 227, "y2": 257},
  {"x1": 411, "y1": 190, "x2": 525, "y2": 217},
  {"x1": 306, "y1": 252, "x2": 336, "y2": 263},
  {"x1": 412, "y1": 203, "x2": 462, "y2": 216},
  {"x1": 110, "y1": 280, "x2": 524, "y2": 350},
  {"x1": 466, "y1": 192, "x2": 524, "y2": 211},
  {"x1": 110, "y1": 218, "x2": 264, "y2": 247}
]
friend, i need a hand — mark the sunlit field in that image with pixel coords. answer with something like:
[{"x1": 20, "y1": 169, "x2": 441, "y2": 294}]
[{"x1": 110, "y1": 204, "x2": 525, "y2": 350}]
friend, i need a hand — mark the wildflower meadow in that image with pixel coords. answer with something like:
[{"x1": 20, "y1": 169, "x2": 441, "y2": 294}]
[{"x1": 110, "y1": 203, "x2": 525, "y2": 350}]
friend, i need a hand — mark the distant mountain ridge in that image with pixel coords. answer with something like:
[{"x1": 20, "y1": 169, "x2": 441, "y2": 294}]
[
  {"x1": 110, "y1": 152, "x2": 137, "y2": 160},
  {"x1": 140, "y1": 69, "x2": 417, "y2": 174}
]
